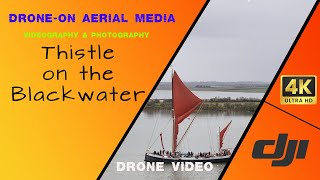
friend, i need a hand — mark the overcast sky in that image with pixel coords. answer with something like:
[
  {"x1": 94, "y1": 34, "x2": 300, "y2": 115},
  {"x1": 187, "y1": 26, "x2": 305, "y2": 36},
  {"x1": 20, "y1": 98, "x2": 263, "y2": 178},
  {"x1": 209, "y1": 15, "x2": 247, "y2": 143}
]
[{"x1": 162, "y1": 0, "x2": 316, "y2": 82}]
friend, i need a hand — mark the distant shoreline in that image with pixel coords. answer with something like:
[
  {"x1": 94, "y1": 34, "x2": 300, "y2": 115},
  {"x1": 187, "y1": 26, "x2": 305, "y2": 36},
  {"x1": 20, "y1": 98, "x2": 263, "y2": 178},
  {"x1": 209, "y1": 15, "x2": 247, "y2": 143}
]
[
  {"x1": 156, "y1": 87, "x2": 267, "y2": 93},
  {"x1": 145, "y1": 98, "x2": 261, "y2": 112}
]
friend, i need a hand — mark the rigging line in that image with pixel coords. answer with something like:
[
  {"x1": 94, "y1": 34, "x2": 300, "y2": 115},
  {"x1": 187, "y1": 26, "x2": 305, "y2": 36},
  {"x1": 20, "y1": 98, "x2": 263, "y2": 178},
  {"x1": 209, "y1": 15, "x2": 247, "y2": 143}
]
[
  {"x1": 176, "y1": 103, "x2": 203, "y2": 148},
  {"x1": 212, "y1": 137, "x2": 216, "y2": 154},
  {"x1": 148, "y1": 117, "x2": 172, "y2": 149},
  {"x1": 187, "y1": 137, "x2": 189, "y2": 151},
  {"x1": 186, "y1": 135, "x2": 190, "y2": 151},
  {"x1": 206, "y1": 117, "x2": 213, "y2": 153},
  {"x1": 147, "y1": 112, "x2": 160, "y2": 149},
  {"x1": 210, "y1": 124, "x2": 214, "y2": 153},
  {"x1": 182, "y1": 131, "x2": 191, "y2": 152}
]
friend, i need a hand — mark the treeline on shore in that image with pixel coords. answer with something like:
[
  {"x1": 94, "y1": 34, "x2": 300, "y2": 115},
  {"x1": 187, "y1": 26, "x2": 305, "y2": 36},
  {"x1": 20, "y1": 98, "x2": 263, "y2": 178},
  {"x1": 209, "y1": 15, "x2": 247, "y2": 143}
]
[{"x1": 145, "y1": 97, "x2": 261, "y2": 112}]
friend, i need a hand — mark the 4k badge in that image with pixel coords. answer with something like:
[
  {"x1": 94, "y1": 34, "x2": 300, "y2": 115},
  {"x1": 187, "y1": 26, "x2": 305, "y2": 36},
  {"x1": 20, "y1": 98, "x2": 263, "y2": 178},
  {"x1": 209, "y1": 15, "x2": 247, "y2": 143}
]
[{"x1": 281, "y1": 75, "x2": 317, "y2": 105}]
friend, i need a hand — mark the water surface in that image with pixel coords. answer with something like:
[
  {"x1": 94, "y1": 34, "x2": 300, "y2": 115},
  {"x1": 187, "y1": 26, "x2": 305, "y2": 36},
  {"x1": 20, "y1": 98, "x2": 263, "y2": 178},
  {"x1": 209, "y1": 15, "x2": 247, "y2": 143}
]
[{"x1": 151, "y1": 90, "x2": 263, "y2": 99}]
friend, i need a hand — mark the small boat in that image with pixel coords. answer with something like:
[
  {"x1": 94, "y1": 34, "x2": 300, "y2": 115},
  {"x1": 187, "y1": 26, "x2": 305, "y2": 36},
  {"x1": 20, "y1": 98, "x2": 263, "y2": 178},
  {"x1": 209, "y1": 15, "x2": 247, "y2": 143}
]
[{"x1": 145, "y1": 71, "x2": 232, "y2": 164}]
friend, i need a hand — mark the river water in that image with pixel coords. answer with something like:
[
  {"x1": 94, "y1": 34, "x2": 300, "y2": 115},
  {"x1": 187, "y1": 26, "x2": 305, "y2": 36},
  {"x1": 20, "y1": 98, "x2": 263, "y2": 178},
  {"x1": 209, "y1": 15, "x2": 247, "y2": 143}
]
[
  {"x1": 102, "y1": 109, "x2": 253, "y2": 180},
  {"x1": 151, "y1": 90, "x2": 264, "y2": 99}
]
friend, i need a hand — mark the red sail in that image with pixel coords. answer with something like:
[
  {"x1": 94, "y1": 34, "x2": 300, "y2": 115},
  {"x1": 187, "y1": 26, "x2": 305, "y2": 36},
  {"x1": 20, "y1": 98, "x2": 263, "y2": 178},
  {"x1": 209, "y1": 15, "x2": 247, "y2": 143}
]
[
  {"x1": 219, "y1": 121, "x2": 232, "y2": 149},
  {"x1": 173, "y1": 72, "x2": 202, "y2": 124},
  {"x1": 172, "y1": 71, "x2": 202, "y2": 152}
]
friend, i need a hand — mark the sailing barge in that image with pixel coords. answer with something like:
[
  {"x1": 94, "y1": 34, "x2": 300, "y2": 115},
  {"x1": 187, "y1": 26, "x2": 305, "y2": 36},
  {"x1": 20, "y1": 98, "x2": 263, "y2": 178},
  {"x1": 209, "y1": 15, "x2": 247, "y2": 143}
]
[{"x1": 145, "y1": 71, "x2": 232, "y2": 164}]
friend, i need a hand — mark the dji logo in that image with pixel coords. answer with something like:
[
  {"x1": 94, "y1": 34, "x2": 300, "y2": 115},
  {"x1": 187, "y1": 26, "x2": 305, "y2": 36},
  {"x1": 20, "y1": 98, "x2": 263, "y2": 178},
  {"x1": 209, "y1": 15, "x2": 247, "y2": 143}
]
[{"x1": 252, "y1": 134, "x2": 309, "y2": 166}]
